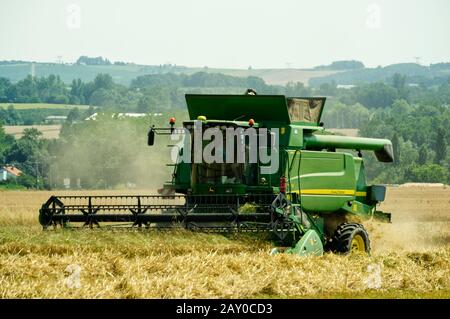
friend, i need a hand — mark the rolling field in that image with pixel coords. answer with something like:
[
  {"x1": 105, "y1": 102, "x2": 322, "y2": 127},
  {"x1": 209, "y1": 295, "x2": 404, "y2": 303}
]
[
  {"x1": 4, "y1": 125, "x2": 61, "y2": 139},
  {"x1": 0, "y1": 186, "x2": 449, "y2": 298},
  {"x1": 183, "y1": 68, "x2": 341, "y2": 85},
  {"x1": 0, "y1": 62, "x2": 339, "y2": 86},
  {"x1": 0, "y1": 103, "x2": 89, "y2": 110}
]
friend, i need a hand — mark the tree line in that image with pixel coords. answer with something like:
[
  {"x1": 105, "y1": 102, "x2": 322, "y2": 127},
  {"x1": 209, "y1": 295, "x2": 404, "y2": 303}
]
[
  {"x1": 0, "y1": 113, "x2": 176, "y2": 189},
  {"x1": 0, "y1": 72, "x2": 313, "y2": 124},
  {"x1": 0, "y1": 71, "x2": 449, "y2": 188},
  {"x1": 359, "y1": 100, "x2": 449, "y2": 184}
]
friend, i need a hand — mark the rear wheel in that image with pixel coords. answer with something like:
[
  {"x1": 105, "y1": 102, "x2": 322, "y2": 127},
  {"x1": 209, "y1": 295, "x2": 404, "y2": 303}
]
[{"x1": 331, "y1": 223, "x2": 370, "y2": 254}]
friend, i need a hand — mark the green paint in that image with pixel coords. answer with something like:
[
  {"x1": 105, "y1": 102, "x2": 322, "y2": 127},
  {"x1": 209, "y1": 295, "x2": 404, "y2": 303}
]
[
  {"x1": 286, "y1": 229, "x2": 324, "y2": 256},
  {"x1": 186, "y1": 94, "x2": 290, "y2": 123},
  {"x1": 159, "y1": 93, "x2": 393, "y2": 253}
]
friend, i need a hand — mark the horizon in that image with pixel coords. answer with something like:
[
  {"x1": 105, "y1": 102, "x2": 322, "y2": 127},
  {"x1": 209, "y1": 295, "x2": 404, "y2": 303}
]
[
  {"x1": 1, "y1": 57, "x2": 448, "y2": 70},
  {"x1": 1, "y1": 0, "x2": 449, "y2": 69}
]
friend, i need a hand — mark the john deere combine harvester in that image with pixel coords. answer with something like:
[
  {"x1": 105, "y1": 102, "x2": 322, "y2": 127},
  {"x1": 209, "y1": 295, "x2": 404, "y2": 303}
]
[{"x1": 39, "y1": 91, "x2": 393, "y2": 255}]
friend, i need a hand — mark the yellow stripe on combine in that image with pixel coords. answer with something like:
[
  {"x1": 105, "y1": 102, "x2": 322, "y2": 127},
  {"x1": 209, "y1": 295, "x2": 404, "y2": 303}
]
[
  {"x1": 291, "y1": 189, "x2": 367, "y2": 196},
  {"x1": 355, "y1": 191, "x2": 367, "y2": 197},
  {"x1": 300, "y1": 189, "x2": 355, "y2": 195}
]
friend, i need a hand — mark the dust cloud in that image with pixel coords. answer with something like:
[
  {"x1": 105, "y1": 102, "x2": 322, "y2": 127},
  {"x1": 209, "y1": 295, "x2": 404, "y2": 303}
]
[
  {"x1": 367, "y1": 185, "x2": 450, "y2": 253},
  {"x1": 51, "y1": 115, "x2": 176, "y2": 190}
]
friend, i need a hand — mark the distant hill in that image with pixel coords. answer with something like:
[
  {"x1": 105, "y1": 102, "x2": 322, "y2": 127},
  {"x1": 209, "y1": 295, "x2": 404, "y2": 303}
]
[
  {"x1": 1, "y1": 59, "x2": 449, "y2": 87},
  {"x1": 0, "y1": 61, "x2": 339, "y2": 86},
  {"x1": 309, "y1": 63, "x2": 450, "y2": 86},
  {"x1": 0, "y1": 62, "x2": 188, "y2": 85},
  {"x1": 314, "y1": 60, "x2": 365, "y2": 70},
  {"x1": 168, "y1": 67, "x2": 341, "y2": 86}
]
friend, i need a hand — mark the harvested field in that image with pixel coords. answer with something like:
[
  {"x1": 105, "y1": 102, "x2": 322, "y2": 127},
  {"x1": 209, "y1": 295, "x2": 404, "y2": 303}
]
[
  {"x1": 4, "y1": 125, "x2": 61, "y2": 139},
  {"x1": 0, "y1": 186, "x2": 449, "y2": 298}
]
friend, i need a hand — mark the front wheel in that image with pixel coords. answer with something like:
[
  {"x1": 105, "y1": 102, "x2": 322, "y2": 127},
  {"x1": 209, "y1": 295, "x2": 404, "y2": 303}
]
[{"x1": 331, "y1": 223, "x2": 371, "y2": 254}]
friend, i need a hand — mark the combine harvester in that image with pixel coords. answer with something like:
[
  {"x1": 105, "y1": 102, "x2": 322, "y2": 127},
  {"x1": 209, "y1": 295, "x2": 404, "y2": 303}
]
[{"x1": 39, "y1": 91, "x2": 393, "y2": 255}]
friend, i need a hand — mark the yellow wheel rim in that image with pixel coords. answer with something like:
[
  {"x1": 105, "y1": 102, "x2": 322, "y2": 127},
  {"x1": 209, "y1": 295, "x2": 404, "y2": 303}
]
[{"x1": 350, "y1": 234, "x2": 365, "y2": 253}]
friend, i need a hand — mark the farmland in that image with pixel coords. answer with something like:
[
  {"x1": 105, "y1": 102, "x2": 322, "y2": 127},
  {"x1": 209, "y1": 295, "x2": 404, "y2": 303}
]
[
  {"x1": 0, "y1": 103, "x2": 89, "y2": 110},
  {"x1": 0, "y1": 62, "x2": 339, "y2": 86},
  {"x1": 0, "y1": 185, "x2": 449, "y2": 298},
  {"x1": 4, "y1": 125, "x2": 61, "y2": 139}
]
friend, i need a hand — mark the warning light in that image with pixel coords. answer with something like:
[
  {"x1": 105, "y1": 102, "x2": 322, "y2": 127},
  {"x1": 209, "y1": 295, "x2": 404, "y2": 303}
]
[{"x1": 280, "y1": 176, "x2": 286, "y2": 194}]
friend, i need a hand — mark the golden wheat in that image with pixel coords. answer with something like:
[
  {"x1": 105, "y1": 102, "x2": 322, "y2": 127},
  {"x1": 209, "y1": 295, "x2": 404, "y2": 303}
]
[{"x1": 0, "y1": 187, "x2": 449, "y2": 298}]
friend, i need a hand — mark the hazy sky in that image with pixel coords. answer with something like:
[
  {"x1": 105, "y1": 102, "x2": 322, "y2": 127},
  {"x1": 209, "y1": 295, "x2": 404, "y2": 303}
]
[{"x1": 0, "y1": 0, "x2": 449, "y2": 68}]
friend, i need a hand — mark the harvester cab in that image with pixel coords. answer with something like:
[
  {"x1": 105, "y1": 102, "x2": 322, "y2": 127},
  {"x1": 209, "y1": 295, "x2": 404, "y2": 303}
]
[{"x1": 39, "y1": 91, "x2": 394, "y2": 256}]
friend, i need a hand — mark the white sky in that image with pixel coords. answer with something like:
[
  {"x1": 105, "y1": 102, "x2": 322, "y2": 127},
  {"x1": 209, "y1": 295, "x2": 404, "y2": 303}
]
[{"x1": 0, "y1": 0, "x2": 449, "y2": 68}]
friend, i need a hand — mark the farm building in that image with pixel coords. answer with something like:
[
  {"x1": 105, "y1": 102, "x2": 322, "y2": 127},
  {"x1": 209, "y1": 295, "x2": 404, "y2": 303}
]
[
  {"x1": 0, "y1": 165, "x2": 22, "y2": 181},
  {"x1": 45, "y1": 116, "x2": 67, "y2": 124}
]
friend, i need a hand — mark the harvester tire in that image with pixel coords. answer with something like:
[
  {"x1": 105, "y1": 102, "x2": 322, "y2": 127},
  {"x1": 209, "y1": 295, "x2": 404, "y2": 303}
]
[{"x1": 331, "y1": 223, "x2": 370, "y2": 254}]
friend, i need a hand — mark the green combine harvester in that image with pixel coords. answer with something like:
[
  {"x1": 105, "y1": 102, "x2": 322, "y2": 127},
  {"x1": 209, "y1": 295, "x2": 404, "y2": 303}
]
[{"x1": 39, "y1": 90, "x2": 393, "y2": 255}]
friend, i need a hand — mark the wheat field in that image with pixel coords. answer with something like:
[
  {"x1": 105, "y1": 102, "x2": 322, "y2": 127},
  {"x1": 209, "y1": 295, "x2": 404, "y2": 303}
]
[
  {"x1": 0, "y1": 186, "x2": 449, "y2": 298},
  {"x1": 4, "y1": 125, "x2": 62, "y2": 139}
]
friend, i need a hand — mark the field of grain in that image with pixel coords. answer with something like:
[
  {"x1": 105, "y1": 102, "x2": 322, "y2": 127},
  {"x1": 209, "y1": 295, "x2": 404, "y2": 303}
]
[
  {"x1": 4, "y1": 125, "x2": 61, "y2": 139},
  {"x1": 0, "y1": 186, "x2": 449, "y2": 298}
]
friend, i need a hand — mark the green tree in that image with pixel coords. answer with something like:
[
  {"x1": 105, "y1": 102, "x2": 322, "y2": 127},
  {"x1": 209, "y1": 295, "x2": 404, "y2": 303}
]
[
  {"x1": 137, "y1": 95, "x2": 157, "y2": 113},
  {"x1": 0, "y1": 77, "x2": 12, "y2": 102},
  {"x1": 317, "y1": 81, "x2": 337, "y2": 96},
  {"x1": 66, "y1": 108, "x2": 81, "y2": 123},
  {"x1": 16, "y1": 173, "x2": 37, "y2": 189},
  {"x1": 434, "y1": 127, "x2": 447, "y2": 164},
  {"x1": 392, "y1": 73, "x2": 406, "y2": 91},
  {"x1": 389, "y1": 99, "x2": 411, "y2": 117},
  {"x1": 407, "y1": 164, "x2": 448, "y2": 183},
  {"x1": 89, "y1": 88, "x2": 118, "y2": 107},
  {"x1": 36, "y1": 75, "x2": 68, "y2": 103},
  {"x1": 285, "y1": 82, "x2": 311, "y2": 97},
  {"x1": 14, "y1": 75, "x2": 40, "y2": 102},
  {"x1": 6, "y1": 128, "x2": 45, "y2": 171},
  {"x1": 6, "y1": 105, "x2": 22, "y2": 125},
  {"x1": 392, "y1": 73, "x2": 407, "y2": 98},
  {"x1": 418, "y1": 145, "x2": 428, "y2": 165},
  {"x1": 0, "y1": 123, "x2": 14, "y2": 163},
  {"x1": 354, "y1": 82, "x2": 398, "y2": 108},
  {"x1": 314, "y1": 60, "x2": 364, "y2": 70},
  {"x1": 93, "y1": 73, "x2": 114, "y2": 91},
  {"x1": 392, "y1": 133, "x2": 400, "y2": 165},
  {"x1": 70, "y1": 78, "x2": 86, "y2": 104},
  {"x1": 76, "y1": 56, "x2": 111, "y2": 65}
]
